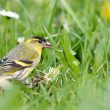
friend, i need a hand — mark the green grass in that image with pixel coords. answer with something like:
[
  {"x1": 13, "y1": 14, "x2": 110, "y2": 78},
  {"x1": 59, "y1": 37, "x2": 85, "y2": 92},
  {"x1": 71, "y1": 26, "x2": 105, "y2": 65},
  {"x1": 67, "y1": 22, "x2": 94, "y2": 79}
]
[{"x1": 0, "y1": 0, "x2": 110, "y2": 110}]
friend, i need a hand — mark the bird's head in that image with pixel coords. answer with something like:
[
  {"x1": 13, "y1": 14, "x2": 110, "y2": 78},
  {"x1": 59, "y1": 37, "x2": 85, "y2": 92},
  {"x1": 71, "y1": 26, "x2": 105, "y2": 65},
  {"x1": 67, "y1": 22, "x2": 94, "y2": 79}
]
[
  {"x1": 26, "y1": 36, "x2": 51, "y2": 53},
  {"x1": 32, "y1": 36, "x2": 51, "y2": 48}
]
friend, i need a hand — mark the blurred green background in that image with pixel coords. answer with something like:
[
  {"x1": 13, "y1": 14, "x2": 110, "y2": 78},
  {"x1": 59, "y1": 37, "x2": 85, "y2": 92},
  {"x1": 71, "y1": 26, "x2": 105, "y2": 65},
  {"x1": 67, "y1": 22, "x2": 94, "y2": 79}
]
[{"x1": 0, "y1": 0, "x2": 110, "y2": 110}]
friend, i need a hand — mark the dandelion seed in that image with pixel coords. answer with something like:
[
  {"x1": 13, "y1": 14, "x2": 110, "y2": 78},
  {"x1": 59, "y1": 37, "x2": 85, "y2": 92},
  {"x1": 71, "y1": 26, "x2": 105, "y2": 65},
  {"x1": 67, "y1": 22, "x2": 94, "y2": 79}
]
[
  {"x1": 63, "y1": 21, "x2": 69, "y2": 32},
  {"x1": 45, "y1": 65, "x2": 62, "y2": 81},
  {"x1": 70, "y1": 50, "x2": 76, "y2": 55},
  {"x1": 0, "y1": 10, "x2": 19, "y2": 19},
  {"x1": 17, "y1": 37, "x2": 25, "y2": 43},
  {"x1": 72, "y1": 61, "x2": 79, "y2": 65}
]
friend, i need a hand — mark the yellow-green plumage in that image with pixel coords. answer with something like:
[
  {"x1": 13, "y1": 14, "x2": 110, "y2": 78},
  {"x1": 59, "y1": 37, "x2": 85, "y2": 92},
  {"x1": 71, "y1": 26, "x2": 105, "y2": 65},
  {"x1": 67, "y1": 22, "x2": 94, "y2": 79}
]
[{"x1": 0, "y1": 37, "x2": 51, "y2": 81}]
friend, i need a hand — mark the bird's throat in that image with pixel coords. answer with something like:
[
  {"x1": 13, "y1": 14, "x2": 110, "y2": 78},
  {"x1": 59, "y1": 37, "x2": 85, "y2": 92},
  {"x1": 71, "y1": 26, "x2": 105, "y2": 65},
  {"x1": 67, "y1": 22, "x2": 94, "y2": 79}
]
[{"x1": 36, "y1": 46, "x2": 42, "y2": 55}]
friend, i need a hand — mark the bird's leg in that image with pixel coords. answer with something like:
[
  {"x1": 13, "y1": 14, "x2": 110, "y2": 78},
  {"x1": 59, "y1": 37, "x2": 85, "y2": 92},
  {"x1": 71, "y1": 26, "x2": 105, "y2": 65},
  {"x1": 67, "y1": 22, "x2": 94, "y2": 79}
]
[
  {"x1": 22, "y1": 75, "x2": 48, "y2": 88},
  {"x1": 32, "y1": 75, "x2": 49, "y2": 87}
]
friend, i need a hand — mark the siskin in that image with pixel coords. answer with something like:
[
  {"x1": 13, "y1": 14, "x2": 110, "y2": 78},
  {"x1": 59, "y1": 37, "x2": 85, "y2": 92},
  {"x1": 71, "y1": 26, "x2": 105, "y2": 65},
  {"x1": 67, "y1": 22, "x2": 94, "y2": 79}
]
[{"x1": 0, "y1": 36, "x2": 51, "y2": 84}]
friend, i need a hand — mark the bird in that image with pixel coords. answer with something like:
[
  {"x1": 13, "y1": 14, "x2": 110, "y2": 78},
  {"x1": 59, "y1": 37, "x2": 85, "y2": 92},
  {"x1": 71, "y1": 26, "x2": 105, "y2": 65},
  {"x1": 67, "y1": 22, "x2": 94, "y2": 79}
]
[{"x1": 0, "y1": 36, "x2": 51, "y2": 84}]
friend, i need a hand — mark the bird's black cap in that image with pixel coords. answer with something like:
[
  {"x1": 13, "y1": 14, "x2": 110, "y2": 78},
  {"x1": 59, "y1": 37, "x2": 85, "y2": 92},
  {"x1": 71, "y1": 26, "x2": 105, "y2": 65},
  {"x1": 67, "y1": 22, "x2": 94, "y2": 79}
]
[
  {"x1": 32, "y1": 36, "x2": 47, "y2": 42},
  {"x1": 32, "y1": 36, "x2": 51, "y2": 48}
]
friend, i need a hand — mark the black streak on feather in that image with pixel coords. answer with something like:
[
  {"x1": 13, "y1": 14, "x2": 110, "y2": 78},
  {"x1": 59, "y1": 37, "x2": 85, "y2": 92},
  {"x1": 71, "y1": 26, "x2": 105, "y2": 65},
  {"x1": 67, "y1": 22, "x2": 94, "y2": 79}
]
[
  {"x1": 9, "y1": 61, "x2": 32, "y2": 69},
  {"x1": 32, "y1": 36, "x2": 47, "y2": 42},
  {"x1": 0, "y1": 58, "x2": 8, "y2": 65},
  {"x1": 18, "y1": 60, "x2": 33, "y2": 64}
]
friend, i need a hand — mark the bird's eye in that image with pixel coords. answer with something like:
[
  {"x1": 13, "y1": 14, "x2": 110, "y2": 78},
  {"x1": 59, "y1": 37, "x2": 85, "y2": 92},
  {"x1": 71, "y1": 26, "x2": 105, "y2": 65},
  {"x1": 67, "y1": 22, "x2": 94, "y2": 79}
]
[{"x1": 38, "y1": 40, "x2": 42, "y2": 43}]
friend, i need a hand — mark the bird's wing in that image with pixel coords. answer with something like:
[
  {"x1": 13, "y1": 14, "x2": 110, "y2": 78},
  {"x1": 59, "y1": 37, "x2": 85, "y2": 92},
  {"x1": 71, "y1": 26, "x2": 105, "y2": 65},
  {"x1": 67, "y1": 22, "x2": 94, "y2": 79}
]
[
  {"x1": 0, "y1": 43, "x2": 38, "y2": 74},
  {"x1": 0, "y1": 57, "x2": 8, "y2": 66},
  {"x1": 0, "y1": 59, "x2": 33, "y2": 74},
  {"x1": 4, "y1": 43, "x2": 38, "y2": 60}
]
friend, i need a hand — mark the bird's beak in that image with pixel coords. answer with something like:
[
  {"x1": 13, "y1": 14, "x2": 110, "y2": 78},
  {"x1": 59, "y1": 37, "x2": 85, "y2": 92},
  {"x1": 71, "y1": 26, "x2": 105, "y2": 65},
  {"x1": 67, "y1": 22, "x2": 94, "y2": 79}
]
[{"x1": 43, "y1": 41, "x2": 51, "y2": 48}]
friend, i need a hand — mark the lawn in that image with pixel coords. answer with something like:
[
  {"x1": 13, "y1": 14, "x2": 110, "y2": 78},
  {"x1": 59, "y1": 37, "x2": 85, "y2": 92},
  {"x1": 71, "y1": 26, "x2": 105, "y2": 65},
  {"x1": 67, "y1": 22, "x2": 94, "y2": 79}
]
[{"x1": 0, "y1": 0, "x2": 110, "y2": 110}]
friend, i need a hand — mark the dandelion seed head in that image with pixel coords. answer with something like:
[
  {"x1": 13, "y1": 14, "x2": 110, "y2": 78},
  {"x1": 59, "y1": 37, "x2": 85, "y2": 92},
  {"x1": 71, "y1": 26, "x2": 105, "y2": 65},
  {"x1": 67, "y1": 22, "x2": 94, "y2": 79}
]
[{"x1": 0, "y1": 10, "x2": 19, "y2": 19}]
